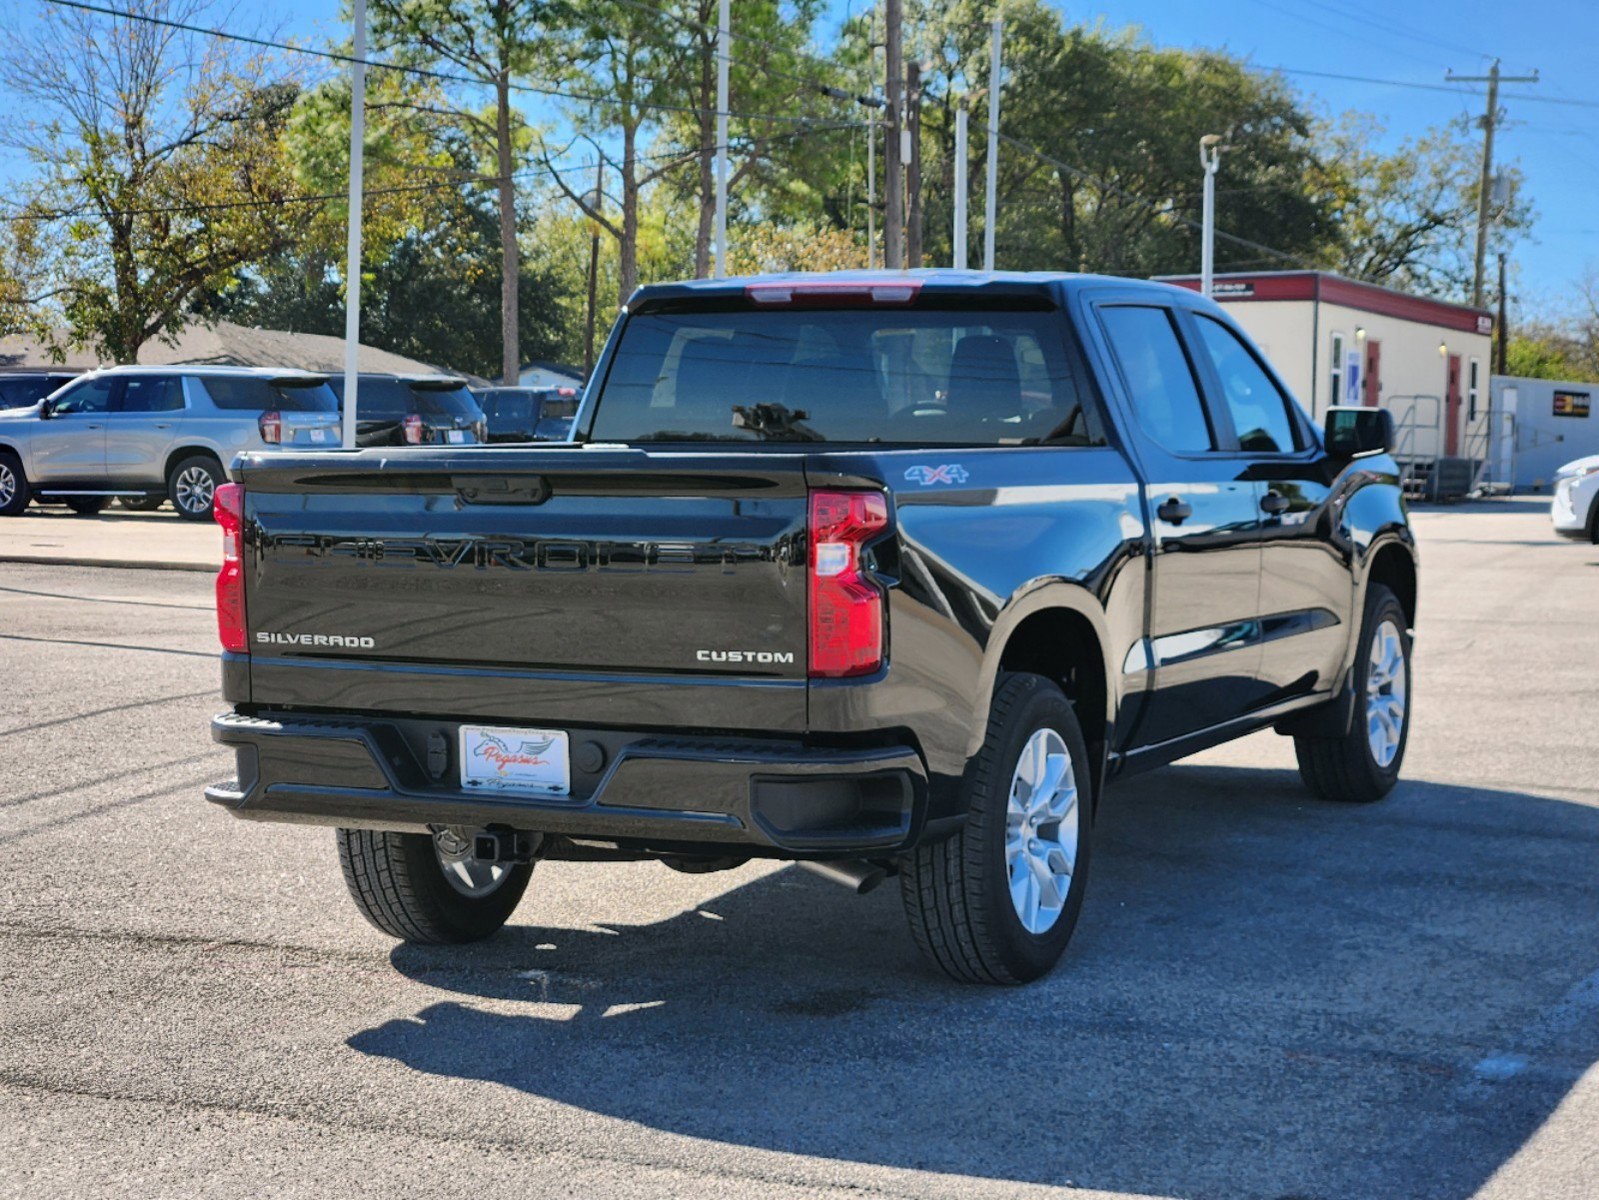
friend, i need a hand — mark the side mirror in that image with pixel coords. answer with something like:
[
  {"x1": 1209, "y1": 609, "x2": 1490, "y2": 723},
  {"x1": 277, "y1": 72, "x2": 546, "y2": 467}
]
[
  {"x1": 1324, "y1": 406, "x2": 1393, "y2": 458},
  {"x1": 38, "y1": 399, "x2": 54, "y2": 419}
]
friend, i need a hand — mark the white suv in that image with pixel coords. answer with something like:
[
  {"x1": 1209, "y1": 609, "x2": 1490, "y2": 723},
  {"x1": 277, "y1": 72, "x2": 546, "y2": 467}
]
[
  {"x1": 1552, "y1": 454, "x2": 1599, "y2": 543},
  {"x1": 0, "y1": 365, "x2": 341, "y2": 520}
]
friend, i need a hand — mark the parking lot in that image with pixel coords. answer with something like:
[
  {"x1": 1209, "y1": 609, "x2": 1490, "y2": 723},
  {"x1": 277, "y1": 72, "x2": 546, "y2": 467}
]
[{"x1": 1, "y1": 497, "x2": 1595, "y2": 1200}]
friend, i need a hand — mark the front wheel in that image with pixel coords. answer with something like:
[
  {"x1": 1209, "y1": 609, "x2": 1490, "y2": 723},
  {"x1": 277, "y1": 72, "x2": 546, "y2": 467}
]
[
  {"x1": 64, "y1": 497, "x2": 110, "y2": 515},
  {"x1": 899, "y1": 672, "x2": 1093, "y2": 984},
  {"x1": 168, "y1": 455, "x2": 223, "y2": 521},
  {"x1": 1294, "y1": 584, "x2": 1411, "y2": 803},
  {"x1": 0, "y1": 453, "x2": 28, "y2": 516},
  {"x1": 118, "y1": 495, "x2": 165, "y2": 512},
  {"x1": 336, "y1": 826, "x2": 533, "y2": 943}
]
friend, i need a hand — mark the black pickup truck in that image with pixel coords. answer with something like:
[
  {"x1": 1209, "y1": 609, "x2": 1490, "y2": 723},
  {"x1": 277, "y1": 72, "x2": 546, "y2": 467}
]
[{"x1": 204, "y1": 271, "x2": 1416, "y2": 984}]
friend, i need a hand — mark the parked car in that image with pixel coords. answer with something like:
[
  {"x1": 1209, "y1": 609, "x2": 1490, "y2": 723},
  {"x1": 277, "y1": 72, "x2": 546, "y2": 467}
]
[
  {"x1": 1551, "y1": 453, "x2": 1599, "y2": 542},
  {"x1": 203, "y1": 271, "x2": 1417, "y2": 985},
  {"x1": 328, "y1": 374, "x2": 487, "y2": 447},
  {"x1": 0, "y1": 366, "x2": 341, "y2": 520},
  {"x1": 473, "y1": 386, "x2": 581, "y2": 443},
  {"x1": 0, "y1": 370, "x2": 79, "y2": 412}
]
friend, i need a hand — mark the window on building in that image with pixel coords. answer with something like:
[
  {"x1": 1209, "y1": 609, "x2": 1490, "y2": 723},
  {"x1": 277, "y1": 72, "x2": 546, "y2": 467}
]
[
  {"x1": 1329, "y1": 332, "x2": 1344, "y2": 409},
  {"x1": 1468, "y1": 358, "x2": 1481, "y2": 421}
]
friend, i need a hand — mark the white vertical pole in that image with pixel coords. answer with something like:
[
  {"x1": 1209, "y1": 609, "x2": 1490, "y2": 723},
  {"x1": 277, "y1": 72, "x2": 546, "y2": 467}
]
[
  {"x1": 712, "y1": 0, "x2": 730, "y2": 278},
  {"x1": 866, "y1": 118, "x2": 876, "y2": 269},
  {"x1": 983, "y1": 17, "x2": 1002, "y2": 272},
  {"x1": 1200, "y1": 136, "x2": 1220, "y2": 298},
  {"x1": 953, "y1": 107, "x2": 968, "y2": 270},
  {"x1": 341, "y1": 0, "x2": 366, "y2": 449}
]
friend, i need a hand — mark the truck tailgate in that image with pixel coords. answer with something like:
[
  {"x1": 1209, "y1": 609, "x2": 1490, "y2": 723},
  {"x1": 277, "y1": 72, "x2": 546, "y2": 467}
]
[{"x1": 234, "y1": 447, "x2": 810, "y2": 731}]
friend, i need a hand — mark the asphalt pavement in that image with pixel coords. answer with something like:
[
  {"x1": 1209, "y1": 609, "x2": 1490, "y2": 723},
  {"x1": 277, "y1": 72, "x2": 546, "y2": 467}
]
[{"x1": 2, "y1": 497, "x2": 1596, "y2": 1200}]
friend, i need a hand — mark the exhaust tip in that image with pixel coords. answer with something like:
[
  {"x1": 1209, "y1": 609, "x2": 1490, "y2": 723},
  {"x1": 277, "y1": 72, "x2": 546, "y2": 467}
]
[{"x1": 799, "y1": 858, "x2": 889, "y2": 895}]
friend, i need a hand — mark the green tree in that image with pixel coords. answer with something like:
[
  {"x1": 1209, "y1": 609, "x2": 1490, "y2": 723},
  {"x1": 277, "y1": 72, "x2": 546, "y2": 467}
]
[
  {"x1": 1325, "y1": 117, "x2": 1533, "y2": 300},
  {"x1": 0, "y1": 0, "x2": 306, "y2": 361},
  {"x1": 365, "y1": 0, "x2": 559, "y2": 384}
]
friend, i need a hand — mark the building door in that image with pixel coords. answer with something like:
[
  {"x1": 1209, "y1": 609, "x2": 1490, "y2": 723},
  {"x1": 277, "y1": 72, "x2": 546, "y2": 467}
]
[
  {"x1": 1363, "y1": 339, "x2": 1382, "y2": 407},
  {"x1": 1445, "y1": 353, "x2": 1462, "y2": 456}
]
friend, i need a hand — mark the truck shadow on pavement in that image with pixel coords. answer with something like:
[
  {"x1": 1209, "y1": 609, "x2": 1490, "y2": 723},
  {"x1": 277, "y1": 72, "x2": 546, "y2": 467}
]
[{"x1": 349, "y1": 764, "x2": 1599, "y2": 1199}]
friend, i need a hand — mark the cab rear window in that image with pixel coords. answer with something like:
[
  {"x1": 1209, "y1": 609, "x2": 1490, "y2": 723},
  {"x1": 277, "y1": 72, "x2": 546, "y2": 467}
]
[{"x1": 589, "y1": 308, "x2": 1102, "y2": 446}]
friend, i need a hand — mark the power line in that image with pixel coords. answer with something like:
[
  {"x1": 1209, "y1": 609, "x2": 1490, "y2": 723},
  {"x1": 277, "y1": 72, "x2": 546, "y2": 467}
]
[
  {"x1": 0, "y1": 122, "x2": 855, "y2": 226},
  {"x1": 39, "y1": 0, "x2": 866, "y2": 128},
  {"x1": 1262, "y1": 62, "x2": 1598, "y2": 108}
]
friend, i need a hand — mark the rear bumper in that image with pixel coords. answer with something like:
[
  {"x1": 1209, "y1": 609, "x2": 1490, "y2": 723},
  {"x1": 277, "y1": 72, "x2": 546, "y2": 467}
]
[{"x1": 205, "y1": 710, "x2": 927, "y2": 856}]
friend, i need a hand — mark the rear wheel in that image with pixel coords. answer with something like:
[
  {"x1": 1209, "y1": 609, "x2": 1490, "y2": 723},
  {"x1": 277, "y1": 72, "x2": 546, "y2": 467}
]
[
  {"x1": 64, "y1": 497, "x2": 110, "y2": 515},
  {"x1": 899, "y1": 672, "x2": 1093, "y2": 984},
  {"x1": 118, "y1": 495, "x2": 165, "y2": 512},
  {"x1": 1294, "y1": 584, "x2": 1411, "y2": 803},
  {"x1": 336, "y1": 826, "x2": 533, "y2": 944},
  {"x1": 0, "y1": 453, "x2": 28, "y2": 516},
  {"x1": 167, "y1": 455, "x2": 223, "y2": 521}
]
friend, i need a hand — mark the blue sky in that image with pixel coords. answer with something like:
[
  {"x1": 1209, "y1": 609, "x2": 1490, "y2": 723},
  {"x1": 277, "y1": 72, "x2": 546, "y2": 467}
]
[{"x1": 11, "y1": 0, "x2": 1598, "y2": 319}]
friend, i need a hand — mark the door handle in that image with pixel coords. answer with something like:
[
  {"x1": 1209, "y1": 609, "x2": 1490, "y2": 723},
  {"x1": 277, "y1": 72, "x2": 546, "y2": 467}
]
[
  {"x1": 1156, "y1": 496, "x2": 1193, "y2": 525},
  {"x1": 154, "y1": 423, "x2": 172, "y2": 430},
  {"x1": 1261, "y1": 490, "x2": 1290, "y2": 515}
]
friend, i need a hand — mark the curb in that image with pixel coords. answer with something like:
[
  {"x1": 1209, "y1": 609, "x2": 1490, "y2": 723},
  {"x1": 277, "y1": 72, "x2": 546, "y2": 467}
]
[{"x1": 0, "y1": 554, "x2": 215, "y2": 574}]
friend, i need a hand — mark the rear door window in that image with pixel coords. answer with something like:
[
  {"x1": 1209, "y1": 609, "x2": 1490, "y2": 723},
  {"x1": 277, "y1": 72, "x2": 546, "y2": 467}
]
[
  {"x1": 1097, "y1": 305, "x2": 1214, "y2": 454},
  {"x1": 118, "y1": 376, "x2": 184, "y2": 413},
  {"x1": 590, "y1": 308, "x2": 1102, "y2": 446}
]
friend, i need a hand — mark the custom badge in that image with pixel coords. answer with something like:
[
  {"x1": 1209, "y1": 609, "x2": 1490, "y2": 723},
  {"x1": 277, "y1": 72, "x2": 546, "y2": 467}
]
[{"x1": 904, "y1": 464, "x2": 969, "y2": 486}]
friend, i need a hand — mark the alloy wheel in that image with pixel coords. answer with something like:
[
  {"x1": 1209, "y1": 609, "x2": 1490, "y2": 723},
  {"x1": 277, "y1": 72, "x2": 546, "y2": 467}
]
[
  {"x1": 0, "y1": 462, "x2": 15, "y2": 507},
  {"x1": 175, "y1": 465, "x2": 215, "y2": 515},
  {"x1": 1366, "y1": 619, "x2": 1408, "y2": 769},
  {"x1": 1004, "y1": 727, "x2": 1080, "y2": 935}
]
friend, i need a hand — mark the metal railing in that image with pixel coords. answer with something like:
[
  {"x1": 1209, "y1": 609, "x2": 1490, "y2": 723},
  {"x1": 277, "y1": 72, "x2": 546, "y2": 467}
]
[{"x1": 1385, "y1": 394, "x2": 1443, "y2": 498}]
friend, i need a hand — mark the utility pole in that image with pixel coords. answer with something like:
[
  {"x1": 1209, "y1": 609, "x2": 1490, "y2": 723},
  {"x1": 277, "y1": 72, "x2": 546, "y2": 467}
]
[
  {"x1": 340, "y1": 0, "x2": 366, "y2": 449},
  {"x1": 983, "y1": 16, "x2": 1002, "y2": 271},
  {"x1": 1199, "y1": 134, "x2": 1222, "y2": 297},
  {"x1": 1495, "y1": 251, "x2": 1509, "y2": 376},
  {"x1": 883, "y1": 0, "x2": 904, "y2": 269},
  {"x1": 953, "y1": 105, "x2": 969, "y2": 270},
  {"x1": 712, "y1": 0, "x2": 729, "y2": 278},
  {"x1": 906, "y1": 60, "x2": 923, "y2": 268},
  {"x1": 1446, "y1": 60, "x2": 1538, "y2": 308}
]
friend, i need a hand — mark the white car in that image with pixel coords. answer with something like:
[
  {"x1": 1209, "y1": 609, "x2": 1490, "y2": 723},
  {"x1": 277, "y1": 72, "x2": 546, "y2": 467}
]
[{"x1": 1552, "y1": 454, "x2": 1599, "y2": 542}]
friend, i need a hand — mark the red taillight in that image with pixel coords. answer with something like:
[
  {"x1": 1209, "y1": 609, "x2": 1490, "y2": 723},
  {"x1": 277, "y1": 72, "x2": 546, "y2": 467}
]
[
  {"x1": 258, "y1": 409, "x2": 282, "y2": 444},
  {"x1": 808, "y1": 489, "x2": 889, "y2": 678},
  {"x1": 402, "y1": 413, "x2": 424, "y2": 444},
  {"x1": 214, "y1": 482, "x2": 246, "y2": 654}
]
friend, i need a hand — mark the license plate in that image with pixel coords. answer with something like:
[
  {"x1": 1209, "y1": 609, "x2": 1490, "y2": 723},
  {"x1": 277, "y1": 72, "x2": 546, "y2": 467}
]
[
  {"x1": 459, "y1": 724, "x2": 570, "y2": 797},
  {"x1": 309, "y1": 427, "x2": 330, "y2": 443},
  {"x1": 447, "y1": 429, "x2": 466, "y2": 444}
]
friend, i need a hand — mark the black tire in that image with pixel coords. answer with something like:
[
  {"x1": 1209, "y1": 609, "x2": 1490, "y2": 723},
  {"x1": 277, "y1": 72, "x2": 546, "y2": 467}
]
[
  {"x1": 1294, "y1": 584, "x2": 1411, "y2": 803},
  {"x1": 336, "y1": 828, "x2": 533, "y2": 944},
  {"x1": 118, "y1": 495, "x2": 165, "y2": 512},
  {"x1": 64, "y1": 496, "x2": 110, "y2": 515},
  {"x1": 899, "y1": 672, "x2": 1094, "y2": 985},
  {"x1": 0, "y1": 452, "x2": 28, "y2": 516},
  {"x1": 167, "y1": 454, "x2": 224, "y2": 521}
]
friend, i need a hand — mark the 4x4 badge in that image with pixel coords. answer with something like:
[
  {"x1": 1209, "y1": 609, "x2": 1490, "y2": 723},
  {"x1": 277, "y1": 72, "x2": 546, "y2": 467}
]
[{"x1": 905, "y1": 464, "x2": 969, "y2": 486}]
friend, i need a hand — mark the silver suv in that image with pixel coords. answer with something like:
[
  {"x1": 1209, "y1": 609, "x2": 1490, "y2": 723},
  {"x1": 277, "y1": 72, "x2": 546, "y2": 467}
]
[{"x1": 0, "y1": 366, "x2": 342, "y2": 520}]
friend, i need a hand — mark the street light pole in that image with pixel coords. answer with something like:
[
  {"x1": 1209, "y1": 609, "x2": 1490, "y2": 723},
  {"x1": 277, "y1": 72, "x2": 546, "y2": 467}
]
[
  {"x1": 712, "y1": 0, "x2": 729, "y2": 278},
  {"x1": 953, "y1": 105, "x2": 968, "y2": 270},
  {"x1": 341, "y1": 0, "x2": 366, "y2": 449},
  {"x1": 1199, "y1": 134, "x2": 1222, "y2": 298},
  {"x1": 983, "y1": 16, "x2": 1002, "y2": 272}
]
